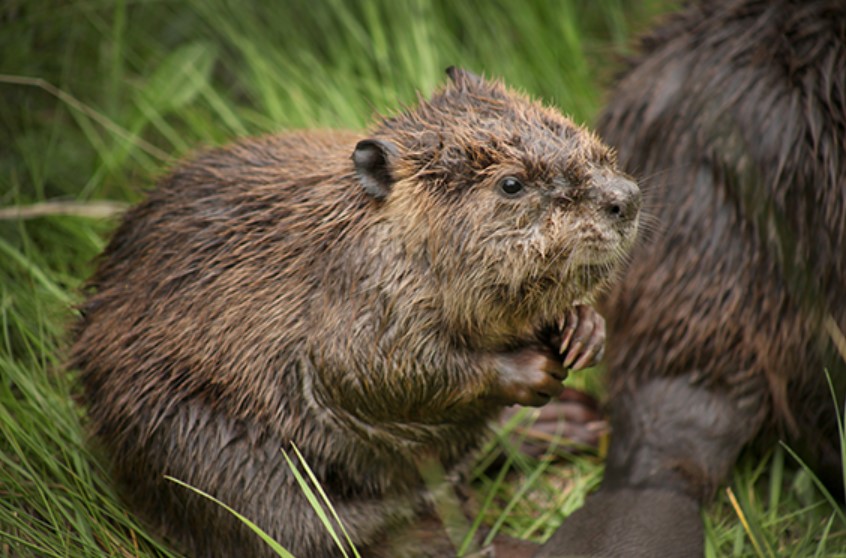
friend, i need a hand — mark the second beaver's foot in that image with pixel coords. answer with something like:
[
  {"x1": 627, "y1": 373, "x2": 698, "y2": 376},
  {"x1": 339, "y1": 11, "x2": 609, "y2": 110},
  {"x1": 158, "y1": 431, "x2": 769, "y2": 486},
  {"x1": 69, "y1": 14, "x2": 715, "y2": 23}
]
[
  {"x1": 501, "y1": 388, "x2": 606, "y2": 457},
  {"x1": 546, "y1": 305, "x2": 606, "y2": 370},
  {"x1": 537, "y1": 374, "x2": 767, "y2": 558},
  {"x1": 534, "y1": 487, "x2": 702, "y2": 558}
]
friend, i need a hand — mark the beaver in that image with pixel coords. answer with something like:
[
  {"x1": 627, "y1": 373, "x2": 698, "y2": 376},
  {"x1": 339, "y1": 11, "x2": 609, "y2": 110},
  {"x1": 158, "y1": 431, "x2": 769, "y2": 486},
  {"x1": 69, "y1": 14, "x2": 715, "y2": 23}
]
[
  {"x1": 70, "y1": 67, "x2": 640, "y2": 558},
  {"x1": 539, "y1": 1, "x2": 846, "y2": 556}
]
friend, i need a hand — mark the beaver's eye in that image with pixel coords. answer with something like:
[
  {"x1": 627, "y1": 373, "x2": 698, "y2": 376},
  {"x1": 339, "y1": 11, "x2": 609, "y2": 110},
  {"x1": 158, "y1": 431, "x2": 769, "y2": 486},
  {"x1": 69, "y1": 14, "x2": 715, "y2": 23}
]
[{"x1": 497, "y1": 177, "x2": 525, "y2": 197}]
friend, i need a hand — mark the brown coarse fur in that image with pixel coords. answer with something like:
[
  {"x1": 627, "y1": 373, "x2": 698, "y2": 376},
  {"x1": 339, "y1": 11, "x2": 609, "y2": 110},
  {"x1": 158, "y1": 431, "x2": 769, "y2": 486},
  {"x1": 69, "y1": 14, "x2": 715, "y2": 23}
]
[
  {"x1": 70, "y1": 69, "x2": 639, "y2": 557},
  {"x1": 599, "y1": 0, "x2": 846, "y2": 498}
]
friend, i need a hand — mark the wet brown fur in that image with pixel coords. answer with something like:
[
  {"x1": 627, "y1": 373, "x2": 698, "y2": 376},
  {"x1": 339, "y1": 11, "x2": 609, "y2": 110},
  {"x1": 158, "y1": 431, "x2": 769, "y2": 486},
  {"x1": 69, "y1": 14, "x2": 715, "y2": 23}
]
[
  {"x1": 71, "y1": 71, "x2": 638, "y2": 557},
  {"x1": 599, "y1": 0, "x2": 846, "y2": 499}
]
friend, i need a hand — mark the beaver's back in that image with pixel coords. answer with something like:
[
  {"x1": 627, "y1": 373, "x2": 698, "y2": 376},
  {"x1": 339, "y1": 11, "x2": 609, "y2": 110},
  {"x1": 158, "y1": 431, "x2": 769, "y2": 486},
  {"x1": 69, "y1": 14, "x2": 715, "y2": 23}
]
[
  {"x1": 70, "y1": 129, "x2": 444, "y2": 557},
  {"x1": 74, "y1": 130, "x2": 372, "y2": 423}
]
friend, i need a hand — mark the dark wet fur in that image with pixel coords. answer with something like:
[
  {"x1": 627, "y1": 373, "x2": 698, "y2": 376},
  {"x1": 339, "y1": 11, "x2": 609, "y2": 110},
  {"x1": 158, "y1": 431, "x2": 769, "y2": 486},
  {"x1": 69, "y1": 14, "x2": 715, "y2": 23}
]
[{"x1": 599, "y1": 0, "x2": 846, "y2": 505}]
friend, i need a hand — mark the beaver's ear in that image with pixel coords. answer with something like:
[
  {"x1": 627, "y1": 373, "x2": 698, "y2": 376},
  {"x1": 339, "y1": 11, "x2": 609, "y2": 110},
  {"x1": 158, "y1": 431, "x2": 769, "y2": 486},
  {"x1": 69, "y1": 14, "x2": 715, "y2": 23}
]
[
  {"x1": 445, "y1": 66, "x2": 484, "y2": 88},
  {"x1": 353, "y1": 139, "x2": 398, "y2": 200}
]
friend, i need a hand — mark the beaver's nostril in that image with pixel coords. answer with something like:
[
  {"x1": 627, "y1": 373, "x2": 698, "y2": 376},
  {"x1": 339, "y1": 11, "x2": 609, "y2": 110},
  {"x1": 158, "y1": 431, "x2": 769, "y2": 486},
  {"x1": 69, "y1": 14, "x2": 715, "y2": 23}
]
[{"x1": 604, "y1": 178, "x2": 640, "y2": 221}]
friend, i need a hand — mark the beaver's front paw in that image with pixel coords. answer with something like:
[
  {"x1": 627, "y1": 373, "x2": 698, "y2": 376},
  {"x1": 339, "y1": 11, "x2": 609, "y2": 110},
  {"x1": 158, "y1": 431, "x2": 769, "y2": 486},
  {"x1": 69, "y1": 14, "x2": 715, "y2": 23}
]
[
  {"x1": 490, "y1": 347, "x2": 566, "y2": 407},
  {"x1": 549, "y1": 305, "x2": 606, "y2": 370}
]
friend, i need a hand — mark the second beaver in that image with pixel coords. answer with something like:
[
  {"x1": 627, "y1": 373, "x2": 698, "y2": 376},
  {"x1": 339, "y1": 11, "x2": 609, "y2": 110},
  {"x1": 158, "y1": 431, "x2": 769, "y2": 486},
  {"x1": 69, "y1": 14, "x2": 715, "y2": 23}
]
[
  {"x1": 540, "y1": 1, "x2": 846, "y2": 556},
  {"x1": 71, "y1": 68, "x2": 640, "y2": 557}
]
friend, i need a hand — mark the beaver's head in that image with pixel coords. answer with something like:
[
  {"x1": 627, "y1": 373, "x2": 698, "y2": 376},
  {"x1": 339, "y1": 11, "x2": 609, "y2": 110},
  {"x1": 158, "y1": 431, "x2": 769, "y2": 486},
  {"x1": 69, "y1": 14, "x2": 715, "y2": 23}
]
[{"x1": 352, "y1": 68, "x2": 640, "y2": 343}]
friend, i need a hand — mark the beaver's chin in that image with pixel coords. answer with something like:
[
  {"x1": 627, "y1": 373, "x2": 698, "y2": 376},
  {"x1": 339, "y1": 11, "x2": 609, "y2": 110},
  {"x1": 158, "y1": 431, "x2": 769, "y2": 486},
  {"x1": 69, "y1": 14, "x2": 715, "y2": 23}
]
[{"x1": 567, "y1": 252, "x2": 624, "y2": 297}]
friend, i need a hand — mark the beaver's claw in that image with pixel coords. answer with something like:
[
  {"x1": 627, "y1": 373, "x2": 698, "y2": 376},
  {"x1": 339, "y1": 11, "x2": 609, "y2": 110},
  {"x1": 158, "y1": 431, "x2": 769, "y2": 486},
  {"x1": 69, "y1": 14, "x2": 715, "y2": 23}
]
[{"x1": 554, "y1": 304, "x2": 606, "y2": 370}]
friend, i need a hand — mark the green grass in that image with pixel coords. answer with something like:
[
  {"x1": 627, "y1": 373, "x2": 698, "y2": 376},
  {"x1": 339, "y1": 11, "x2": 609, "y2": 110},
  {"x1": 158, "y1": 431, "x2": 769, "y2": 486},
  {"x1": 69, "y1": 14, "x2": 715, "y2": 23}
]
[{"x1": 1, "y1": 0, "x2": 844, "y2": 556}]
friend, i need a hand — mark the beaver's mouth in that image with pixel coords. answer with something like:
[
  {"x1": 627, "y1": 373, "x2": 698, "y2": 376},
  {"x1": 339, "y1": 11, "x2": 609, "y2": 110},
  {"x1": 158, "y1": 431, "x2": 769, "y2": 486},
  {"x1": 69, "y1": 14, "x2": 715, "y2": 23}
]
[
  {"x1": 575, "y1": 218, "x2": 639, "y2": 262},
  {"x1": 572, "y1": 243, "x2": 626, "y2": 270},
  {"x1": 541, "y1": 247, "x2": 620, "y2": 289}
]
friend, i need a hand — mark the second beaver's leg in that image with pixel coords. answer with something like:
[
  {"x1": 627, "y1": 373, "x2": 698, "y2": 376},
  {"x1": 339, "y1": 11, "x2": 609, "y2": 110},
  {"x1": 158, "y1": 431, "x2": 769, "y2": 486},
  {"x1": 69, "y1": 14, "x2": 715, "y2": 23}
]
[{"x1": 535, "y1": 373, "x2": 764, "y2": 558}]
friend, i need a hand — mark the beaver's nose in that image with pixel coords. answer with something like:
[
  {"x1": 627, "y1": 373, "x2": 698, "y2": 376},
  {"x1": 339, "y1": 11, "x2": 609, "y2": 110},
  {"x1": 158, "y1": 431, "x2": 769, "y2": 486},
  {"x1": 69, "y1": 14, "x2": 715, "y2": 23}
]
[{"x1": 601, "y1": 176, "x2": 641, "y2": 223}]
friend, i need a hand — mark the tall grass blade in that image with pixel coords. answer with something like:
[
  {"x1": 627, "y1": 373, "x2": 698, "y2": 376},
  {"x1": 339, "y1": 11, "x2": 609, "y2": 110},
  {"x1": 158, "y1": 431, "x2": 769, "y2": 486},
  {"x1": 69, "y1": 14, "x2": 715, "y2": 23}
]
[
  {"x1": 164, "y1": 476, "x2": 296, "y2": 558},
  {"x1": 780, "y1": 442, "x2": 846, "y2": 526},
  {"x1": 289, "y1": 444, "x2": 361, "y2": 558},
  {"x1": 280, "y1": 449, "x2": 351, "y2": 557}
]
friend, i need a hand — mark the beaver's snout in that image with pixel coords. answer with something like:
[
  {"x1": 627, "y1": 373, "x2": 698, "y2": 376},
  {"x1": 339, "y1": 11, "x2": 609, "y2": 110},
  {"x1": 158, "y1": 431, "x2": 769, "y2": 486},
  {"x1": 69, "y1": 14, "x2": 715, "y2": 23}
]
[
  {"x1": 600, "y1": 176, "x2": 640, "y2": 224},
  {"x1": 577, "y1": 174, "x2": 640, "y2": 230}
]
